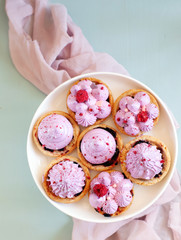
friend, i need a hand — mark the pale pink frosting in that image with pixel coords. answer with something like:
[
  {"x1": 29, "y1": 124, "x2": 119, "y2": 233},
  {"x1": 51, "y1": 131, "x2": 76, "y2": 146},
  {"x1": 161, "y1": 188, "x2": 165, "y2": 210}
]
[
  {"x1": 80, "y1": 128, "x2": 116, "y2": 164},
  {"x1": 127, "y1": 98, "x2": 140, "y2": 115},
  {"x1": 138, "y1": 118, "x2": 154, "y2": 132},
  {"x1": 119, "y1": 96, "x2": 132, "y2": 110},
  {"x1": 90, "y1": 178, "x2": 101, "y2": 189},
  {"x1": 67, "y1": 94, "x2": 77, "y2": 112},
  {"x1": 102, "y1": 199, "x2": 118, "y2": 214},
  {"x1": 115, "y1": 91, "x2": 159, "y2": 135},
  {"x1": 115, "y1": 110, "x2": 135, "y2": 127},
  {"x1": 115, "y1": 190, "x2": 133, "y2": 207},
  {"x1": 75, "y1": 103, "x2": 88, "y2": 113},
  {"x1": 38, "y1": 114, "x2": 73, "y2": 150},
  {"x1": 67, "y1": 80, "x2": 111, "y2": 127},
  {"x1": 97, "y1": 172, "x2": 111, "y2": 186},
  {"x1": 47, "y1": 160, "x2": 85, "y2": 198},
  {"x1": 75, "y1": 111, "x2": 96, "y2": 127},
  {"x1": 108, "y1": 186, "x2": 117, "y2": 198},
  {"x1": 134, "y1": 92, "x2": 150, "y2": 106},
  {"x1": 70, "y1": 85, "x2": 81, "y2": 95},
  {"x1": 89, "y1": 171, "x2": 133, "y2": 215},
  {"x1": 110, "y1": 171, "x2": 124, "y2": 185},
  {"x1": 146, "y1": 103, "x2": 159, "y2": 119},
  {"x1": 77, "y1": 79, "x2": 92, "y2": 93},
  {"x1": 126, "y1": 142, "x2": 163, "y2": 180},
  {"x1": 88, "y1": 105, "x2": 99, "y2": 115},
  {"x1": 117, "y1": 179, "x2": 133, "y2": 191},
  {"x1": 89, "y1": 194, "x2": 106, "y2": 209},
  {"x1": 124, "y1": 124, "x2": 140, "y2": 136},
  {"x1": 86, "y1": 94, "x2": 97, "y2": 106},
  {"x1": 92, "y1": 84, "x2": 109, "y2": 101},
  {"x1": 95, "y1": 100, "x2": 111, "y2": 119}
]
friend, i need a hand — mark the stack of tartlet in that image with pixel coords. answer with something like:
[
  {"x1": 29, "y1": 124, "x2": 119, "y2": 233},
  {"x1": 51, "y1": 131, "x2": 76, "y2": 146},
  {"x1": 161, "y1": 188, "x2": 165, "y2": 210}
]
[{"x1": 32, "y1": 77, "x2": 171, "y2": 217}]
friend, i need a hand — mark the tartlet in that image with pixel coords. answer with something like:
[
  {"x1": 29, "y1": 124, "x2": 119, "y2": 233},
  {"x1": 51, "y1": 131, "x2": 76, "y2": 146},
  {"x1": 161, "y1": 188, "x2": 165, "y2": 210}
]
[
  {"x1": 42, "y1": 156, "x2": 91, "y2": 203},
  {"x1": 77, "y1": 124, "x2": 123, "y2": 171},
  {"x1": 120, "y1": 135, "x2": 171, "y2": 185},
  {"x1": 33, "y1": 111, "x2": 80, "y2": 157},
  {"x1": 113, "y1": 89, "x2": 159, "y2": 137},
  {"x1": 66, "y1": 77, "x2": 114, "y2": 127},
  {"x1": 88, "y1": 170, "x2": 134, "y2": 217}
]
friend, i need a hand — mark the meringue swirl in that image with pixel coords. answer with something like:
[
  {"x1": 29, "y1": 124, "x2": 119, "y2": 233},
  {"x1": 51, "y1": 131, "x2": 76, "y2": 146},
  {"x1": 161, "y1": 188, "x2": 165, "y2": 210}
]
[
  {"x1": 115, "y1": 190, "x2": 133, "y2": 207},
  {"x1": 80, "y1": 128, "x2": 116, "y2": 164},
  {"x1": 75, "y1": 111, "x2": 97, "y2": 127},
  {"x1": 38, "y1": 114, "x2": 73, "y2": 150}
]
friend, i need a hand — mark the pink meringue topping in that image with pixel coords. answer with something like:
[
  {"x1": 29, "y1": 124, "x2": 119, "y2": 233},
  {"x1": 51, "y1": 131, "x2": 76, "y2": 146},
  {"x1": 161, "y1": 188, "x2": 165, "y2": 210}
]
[
  {"x1": 80, "y1": 128, "x2": 116, "y2": 164},
  {"x1": 38, "y1": 114, "x2": 73, "y2": 150},
  {"x1": 126, "y1": 142, "x2": 163, "y2": 180},
  {"x1": 89, "y1": 171, "x2": 133, "y2": 214},
  {"x1": 134, "y1": 91, "x2": 150, "y2": 106},
  {"x1": 95, "y1": 100, "x2": 111, "y2": 119},
  {"x1": 67, "y1": 79, "x2": 111, "y2": 127},
  {"x1": 92, "y1": 84, "x2": 109, "y2": 101},
  {"x1": 75, "y1": 111, "x2": 97, "y2": 127},
  {"x1": 115, "y1": 91, "x2": 159, "y2": 135},
  {"x1": 47, "y1": 160, "x2": 86, "y2": 198}
]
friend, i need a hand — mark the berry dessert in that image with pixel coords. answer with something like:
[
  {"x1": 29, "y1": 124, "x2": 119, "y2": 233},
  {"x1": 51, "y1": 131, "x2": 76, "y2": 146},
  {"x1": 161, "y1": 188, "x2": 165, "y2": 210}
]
[
  {"x1": 88, "y1": 171, "x2": 134, "y2": 217},
  {"x1": 33, "y1": 111, "x2": 80, "y2": 157},
  {"x1": 120, "y1": 135, "x2": 171, "y2": 185},
  {"x1": 42, "y1": 156, "x2": 91, "y2": 203},
  {"x1": 66, "y1": 77, "x2": 114, "y2": 127},
  {"x1": 113, "y1": 89, "x2": 159, "y2": 136},
  {"x1": 77, "y1": 124, "x2": 123, "y2": 171}
]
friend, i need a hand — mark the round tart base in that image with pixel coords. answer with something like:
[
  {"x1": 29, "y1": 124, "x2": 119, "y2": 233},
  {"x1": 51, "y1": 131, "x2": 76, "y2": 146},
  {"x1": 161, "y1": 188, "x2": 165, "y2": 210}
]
[
  {"x1": 66, "y1": 77, "x2": 114, "y2": 126},
  {"x1": 32, "y1": 111, "x2": 80, "y2": 157},
  {"x1": 112, "y1": 89, "x2": 159, "y2": 137},
  {"x1": 77, "y1": 124, "x2": 123, "y2": 171},
  {"x1": 120, "y1": 135, "x2": 171, "y2": 186},
  {"x1": 42, "y1": 156, "x2": 91, "y2": 203},
  {"x1": 89, "y1": 170, "x2": 134, "y2": 217}
]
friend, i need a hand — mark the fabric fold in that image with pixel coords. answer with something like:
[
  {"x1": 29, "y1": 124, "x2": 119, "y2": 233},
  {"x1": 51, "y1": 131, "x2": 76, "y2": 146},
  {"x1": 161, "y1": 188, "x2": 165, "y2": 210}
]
[{"x1": 5, "y1": 0, "x2": 128, "y2": 94}]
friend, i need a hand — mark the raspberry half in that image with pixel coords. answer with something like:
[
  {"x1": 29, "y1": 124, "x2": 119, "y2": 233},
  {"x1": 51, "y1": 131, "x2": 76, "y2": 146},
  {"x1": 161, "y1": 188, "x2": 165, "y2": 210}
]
[
  {"x1": 93, "y1": 183, "x2": 108, "y2": 198},
  {"x1": 137, "y1": 111, "x2": 149, "y2": 122},
  {"x1": 76, "y1": 90, "x2": 89, "y2": 103}
]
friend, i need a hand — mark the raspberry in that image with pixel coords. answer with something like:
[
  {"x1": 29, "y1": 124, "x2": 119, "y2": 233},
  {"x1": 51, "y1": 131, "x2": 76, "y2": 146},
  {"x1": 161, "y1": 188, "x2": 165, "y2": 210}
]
[
  {"x1": 137, "y1": 111, "x2": 149, "y2": 122},
  {"x1": 76, "y1": 90, "x2": 89, "y2": 103},
  {"x1": 93, "y1": 184, "x2": 108, "y2": 198}
]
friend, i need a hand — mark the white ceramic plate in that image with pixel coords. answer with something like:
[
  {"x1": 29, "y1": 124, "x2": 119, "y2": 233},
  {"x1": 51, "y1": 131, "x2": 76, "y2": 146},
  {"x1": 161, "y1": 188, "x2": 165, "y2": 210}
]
[{"x1": 27, "y1": 72, "x2": 178, "y2": 223}]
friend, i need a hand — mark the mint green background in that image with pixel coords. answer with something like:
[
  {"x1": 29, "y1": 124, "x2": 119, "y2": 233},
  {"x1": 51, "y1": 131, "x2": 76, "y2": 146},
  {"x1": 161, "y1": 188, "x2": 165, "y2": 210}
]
[{"x1": 0, "y1": 0, "x2": 180, "y2": 239}]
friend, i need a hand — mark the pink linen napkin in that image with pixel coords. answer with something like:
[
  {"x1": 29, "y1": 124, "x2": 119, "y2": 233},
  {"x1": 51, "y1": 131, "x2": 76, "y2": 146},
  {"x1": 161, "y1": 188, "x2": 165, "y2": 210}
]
[{"x1": 6, "y1": 0, "x2": 181, "y2": 239}]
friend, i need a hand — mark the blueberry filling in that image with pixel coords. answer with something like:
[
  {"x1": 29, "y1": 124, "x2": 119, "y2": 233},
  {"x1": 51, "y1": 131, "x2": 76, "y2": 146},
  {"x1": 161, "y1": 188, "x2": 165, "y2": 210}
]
[
  {"x1": 98, "y1": 127, "x2": 116, "y2": 138},
  {"x1": 73, "y1": 161, "x2": 83, "y2": 168},
  {"x1": 103, "y1": 213, "x2": 111, "y2": 217},
  {"x1": 154, "y1": 172, "x2": 163, "y2": 178},
  {"x1": 101, "y1": 147, "x2": 119, "y2": 167},
  {"x1": 132, "y1": 140, "x2": 149, "y2": 147},
  {"x1": 95, "y1": 208, "x2": 112, "y2": 217},
  {"x1": 38, "y1": 136, "x2": 74, "y2": 152}
]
